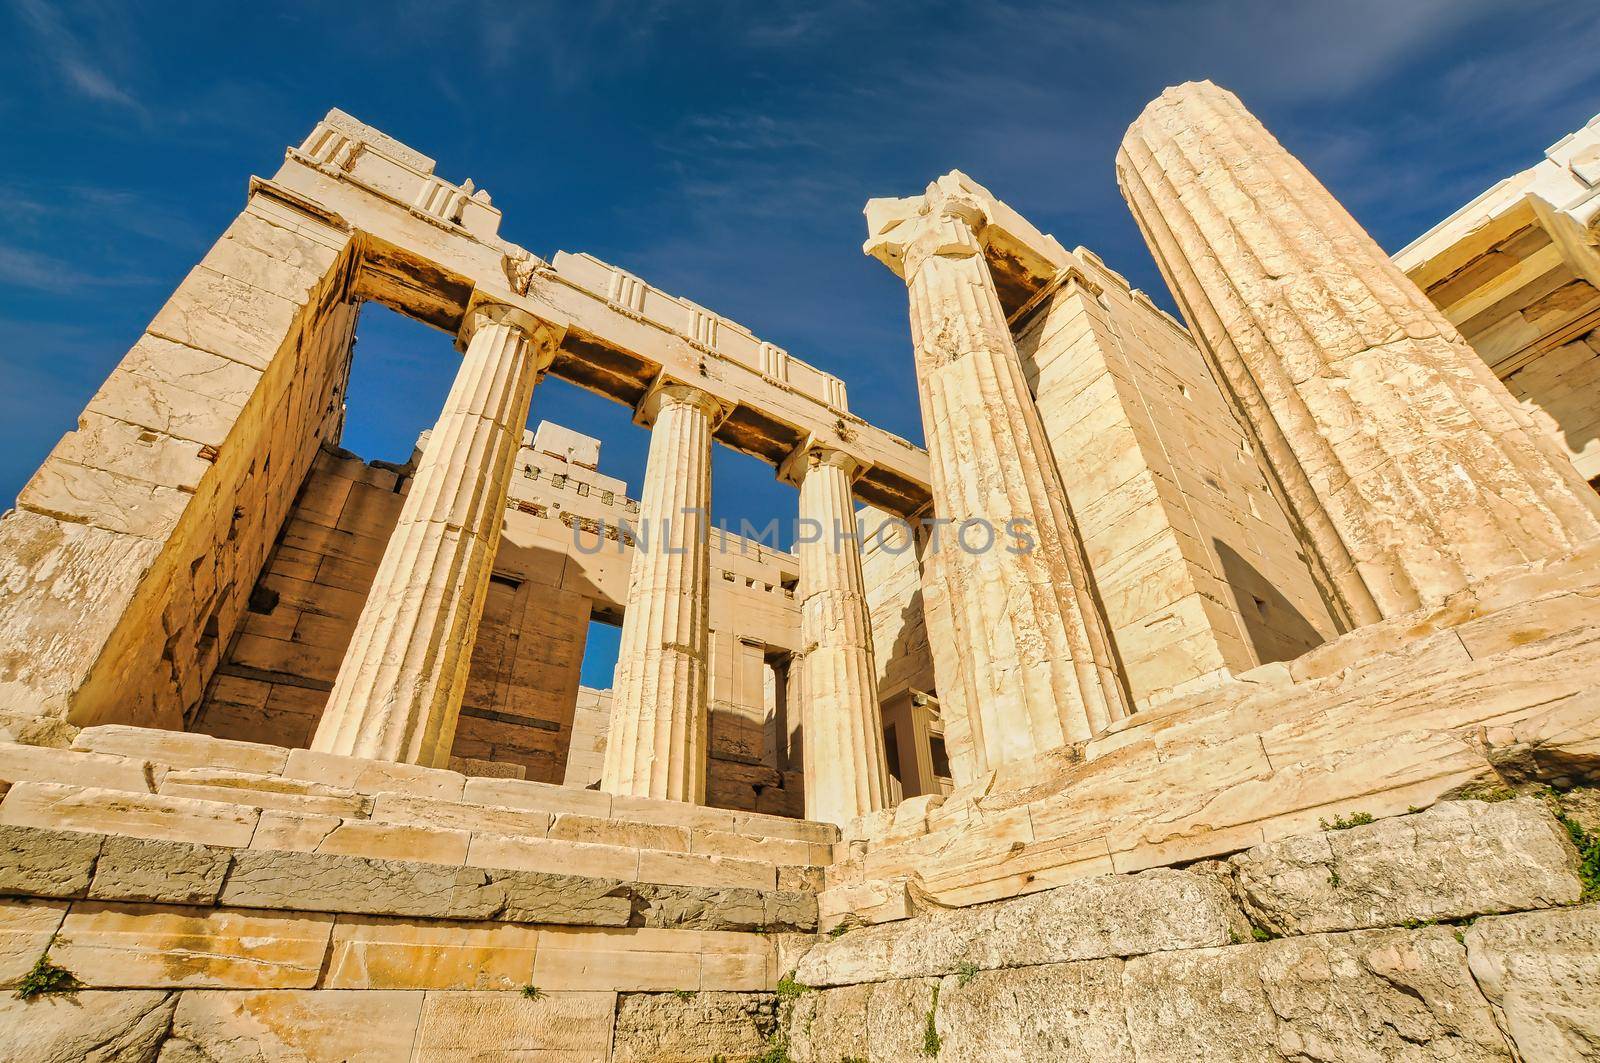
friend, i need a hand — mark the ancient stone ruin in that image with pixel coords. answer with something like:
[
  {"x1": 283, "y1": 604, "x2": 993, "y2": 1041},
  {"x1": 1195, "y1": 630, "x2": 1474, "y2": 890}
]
[{"x1": 0, "y1": 84, "x2": 1597, "y2": 1060}]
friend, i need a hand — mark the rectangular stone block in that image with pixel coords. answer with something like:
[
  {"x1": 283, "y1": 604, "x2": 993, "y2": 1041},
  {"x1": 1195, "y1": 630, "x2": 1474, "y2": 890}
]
[
  {"x1": 1121, "y1": 927, "x2": 1510, "y2": 1062},
  {"x1": 638, "y1": 849, "x2": 776, "y2": 892},
  {"x1": 0, "y1": 742, "x2": 157, "y2": 793},
  {"x1": 461, "y1": 776, "x2": 613, "y2": 817},
  {"x1": 1465, "y1": 903, "x2": 1600, "y2": 1062},
  {"x1": 220, "y1": 848, "x2": 504, "y2": 920},
  {"x1": 0, "y1": 822, "x2": 101, "y2": 898},
  {"x1": 612, "y1": 794, "x2": 739, "y2": 833},
  {"x1": 159, "y1": 766, "x2": 369, "y2": 818},
  {"x1": 548, "y1": 812, "x2": 689, "y2": 853},
  {"x1": 282, "y1": 747, "x2": 467, "y2": 800},
  {"x1": 1228, "y1": 798, "x2": 1581, "y2": 935},
  {"x1": 0, "y1": 898, "x2": 68, "y2": 986},
  {"x1": 531, "y1": 926, "x2": 720, "y2": 992},
  {"x1": 466, "y1": 832, "x2": 639, "y2": 881},
  {"x1": 936, "y1": 960, "x2": 1134, "y2": 1063},
  {"x1": 72, "y1": 725, "x2": 289, "y2": 774},
  {"x1": 733, "y1": 811, "x2": 839, "y2": 845},
  {"x1": 53, "y1": 902, "x2": 333, "y2": 989},
  {"x1": 325, "y1": 914, "x2": 539, "y2": 990},
  {"x1": 690, "y1": 827, "x2": 824, "y2": 866},
  {"x1": 412, "y1": 990, "x2": 617, "y2": 1061},
  {"x1": 797, "y1": 867, "x2": 1244, "y2": 988},
  {"x1": 370, "y1": 792, "x2": 553, "y2": 837},
  {"x1": 0, "y1": 781, "x2": 259, "y2": 848},
  {"x1": 88, "y1": 835, "x2": 232, "y2": 905},
  {"x1": 164, "y1": 989, "x2": 423, "y2": 1063}
]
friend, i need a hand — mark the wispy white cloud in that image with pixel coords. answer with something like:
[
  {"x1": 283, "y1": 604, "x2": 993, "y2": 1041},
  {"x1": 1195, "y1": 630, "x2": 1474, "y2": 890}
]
[{"x1": 11, "y1": 0, "x2": 146, "y2": 114}]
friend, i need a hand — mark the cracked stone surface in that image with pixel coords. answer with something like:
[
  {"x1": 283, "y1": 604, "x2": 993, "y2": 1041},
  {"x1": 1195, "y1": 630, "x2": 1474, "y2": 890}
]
[
  {"x1": 0, "y1": 990, "x2": 175, "y2": 1063},
  {"x1": 611, "y1": 991, "x2": 776, "y2": 1062},
  {"x1": 1228, "y1": 798, "x2": 1582, "y2": 936}
]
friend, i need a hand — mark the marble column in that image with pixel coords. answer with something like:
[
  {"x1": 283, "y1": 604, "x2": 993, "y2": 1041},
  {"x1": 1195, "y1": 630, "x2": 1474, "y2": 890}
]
[
  {"x1": 864, "y1": 175, "x2": 1131, "y2": 770},
  {"x1": 783, "y1": 441, "x2": 891, "y2": 825},
  {"x1": 313, "y1": 301, "x2": 555, "y2": 766},
  {"x1": 1117, "y1": 81, "x2": 1600, "y2": 621},
  {"x1": 601, "y1": 383, "x2": 719, "y2": 803}
]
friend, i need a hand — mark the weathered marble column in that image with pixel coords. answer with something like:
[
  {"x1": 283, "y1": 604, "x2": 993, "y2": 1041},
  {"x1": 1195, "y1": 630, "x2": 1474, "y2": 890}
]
[
  {"x1": 782, "y1": 441, "x2": 891, "y2": 825},
  {"x1": 601, "y1": 383, "x2": 719, "y2": 803},
  {"x1": 864, "y1": 175, "x2": 1130, "y2": 772},
  {"x1": 313, "y1": 301, "x2": 556, "y2": 765},
  {"x1": 1118, "y1": 81, "x2": 1600, "y2": 621}
]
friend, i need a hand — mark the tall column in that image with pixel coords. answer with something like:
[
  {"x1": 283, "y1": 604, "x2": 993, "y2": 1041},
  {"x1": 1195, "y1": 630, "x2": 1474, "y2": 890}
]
[
  {"x1": 864, "y1": 175, "x2": 1130, "y2": 769},
  {"x1": 782, "y1": 441, "x2": 891, "y2": 825},
  {"x1": 313, "y1": 301, "x2": 556, "y2": 765},
  {"x1": 601, "y1": 383, "x2": 719, "y2": 803},
  {"x1": 1118, "y1": 81, "x2": 1600, "y2": 620}
]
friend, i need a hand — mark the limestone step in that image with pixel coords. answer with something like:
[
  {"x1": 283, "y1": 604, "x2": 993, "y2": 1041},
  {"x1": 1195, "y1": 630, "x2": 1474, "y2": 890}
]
[
  {"x1": 0, "y1": 779, "x2": 822, "y2": 895},
  {"x1": 66, "y1": 725, "x2": 839, "y2": 846}
]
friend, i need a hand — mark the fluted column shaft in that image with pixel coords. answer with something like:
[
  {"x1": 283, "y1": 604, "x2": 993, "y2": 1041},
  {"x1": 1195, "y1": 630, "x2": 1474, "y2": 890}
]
[
  {"x1": 1118, "y1": 81, "x2": 1600, "y2": 621},
  {"x1": 314, "y1": 302, "x2": 553, "y2": 766},
  {"x1": 601, "y1": 384, "x2": 717, "y2": 803},
  {"x1": 791, "y1": 445, "x2": 891, "y2": 825},
  {"x1": 865, "y1": 176, "x2": 1130, "y2": 772}
]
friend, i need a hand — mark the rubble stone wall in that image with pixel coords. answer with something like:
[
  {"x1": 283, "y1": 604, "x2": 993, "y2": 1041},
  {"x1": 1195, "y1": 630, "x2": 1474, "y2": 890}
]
[{"x1": 781, "y1": 795, "x2": 1600, "y2": 1063}]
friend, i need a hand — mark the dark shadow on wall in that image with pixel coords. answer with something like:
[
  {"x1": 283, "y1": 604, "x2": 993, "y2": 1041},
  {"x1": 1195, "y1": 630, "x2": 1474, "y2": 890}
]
[{"x1": 1213, "y1": 539, "x2": 1328, "y2": 667}]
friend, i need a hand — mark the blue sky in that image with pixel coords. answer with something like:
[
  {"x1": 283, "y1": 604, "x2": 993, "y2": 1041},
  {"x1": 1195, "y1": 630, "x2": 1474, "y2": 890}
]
[{"x1": 4, "y1": 1, "x2": 1600, "y2": 684}]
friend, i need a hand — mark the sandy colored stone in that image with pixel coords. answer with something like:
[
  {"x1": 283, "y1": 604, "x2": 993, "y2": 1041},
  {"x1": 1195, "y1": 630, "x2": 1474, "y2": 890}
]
[
  {"x1": 1465, "y1": 903, "x2": 1600, "y2": 1061},
  {"x1": 461, "y1": 776, "x2": 613, "y2": 818},
  {"x1": 158, "y1": 766, "x2": 369, "y2": 818},
  {"x1": 0, "y1": 742, "x2": 156, "y2": 793},
  {"x1": 466, "y1": 832, "x2": 639, "y2": 881},
  {"x1": 369, "y1": 791, "x2": 553, "y2": 838},
  {"x1": 602, "y1": 383, "x2": 718, "y2": 803},
  {"x1": 936, "y1": 961, "x2": 1134, "y2": 1063},
  {"x1": 325, "y1": 914, "x2": 539, "y2": 990},
  {"x1": 53, "y1": 902, "x2": 333, "y2": 989},
  {"x1": 611, "y1": 990, "x2": 777, "y2": 1062},
  {"x1": 637, "y1": 848, "x2": 775, "y2": 892},
  {"x1": 798, "y1": 867, "x2": 1244, "y2": 987},
  {"x1": 548, "y1": 812, "x2": 688, "y2": 852},
  {"x1": 412, "y1": 990, "x2": 617, "y2": 1061},
  {"x1": 72, "y1": 725, "x2": 288, "y2": 775},
  {"x1": 0, "y1": 822, "x2": 101, "y2": 897},
  {"x1": 1228, "y1": 797, "x2": 1582, "y2": 935},
  {"x1": 1121, "y1": 926, "x2": 1510, "y2": 1062},
  {"x1": 0, "y1": 781, "x2": 259, "y2": 849},
  {"x1": 0, "y1": 990, "x2": 175, "y2": 1063},
  {"x1": 220, "y1": 848, "x2": 504, "y2": 919},
  {"x1": 287, "y1": 744, "x2": 469, "y2": 800},
  {"x1": 159, "y1": 989, "x2": 423, "y2": 1063},
  {"x1": 0, "y1": 898, "x2": 67, "y2": 987},
  {"x1": 88, "y1": 835, "x2": 231, "y2": 905}
]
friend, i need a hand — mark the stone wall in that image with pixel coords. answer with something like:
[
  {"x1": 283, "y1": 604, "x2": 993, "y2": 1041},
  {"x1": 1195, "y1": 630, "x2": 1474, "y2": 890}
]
[
  {"x1": 0, "y1": 191, "x2": 358, "y2": 735},
  {"x1": 781, "y1": 795, "x2": 1598, "y2": 1062},
  {"x1": 1016, "y1": 248, "x2": 1337, "y2": 706}
]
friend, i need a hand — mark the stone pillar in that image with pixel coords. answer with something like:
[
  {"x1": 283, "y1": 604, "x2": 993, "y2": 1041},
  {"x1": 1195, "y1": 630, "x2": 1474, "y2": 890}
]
[
  {"x1": 864, "y1": 175, "x2": 1131, "y2": 769},
  {"x1": 782, "y1": 441, "x2": 891, "y2": 825},
  {"x1": 1118, "y1": 81, "x2": 1600, "y2": 620},
  {"x1": 601, "y1": 383, "x2": 720, "y2": 803},
  {"x1": 313, "y1": 302, "x2": 555, "y2": 766}
]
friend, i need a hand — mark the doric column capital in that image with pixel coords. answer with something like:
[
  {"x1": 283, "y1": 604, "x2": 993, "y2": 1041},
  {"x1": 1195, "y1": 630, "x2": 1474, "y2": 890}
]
[
  {"x1": 777, "y1": 435, "x2": 868, "y2": 488},
  {"x1": 863, "y1": 173, "x2": 990, "y2": 280},
  {"x1": 456, "y1": 296, "x2": 561, "y2": 368},
  {"x1": 634, "y1": 377, "x2": 731, "y2": 429}
]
